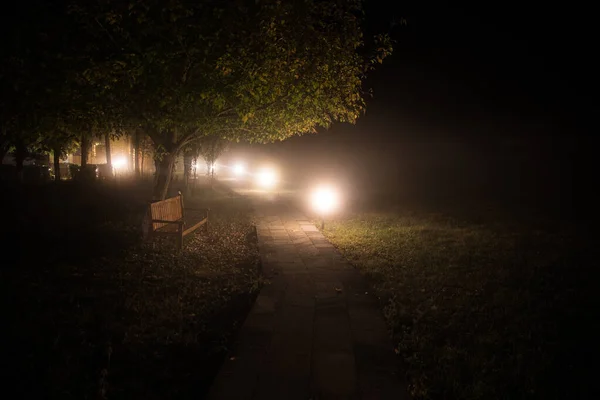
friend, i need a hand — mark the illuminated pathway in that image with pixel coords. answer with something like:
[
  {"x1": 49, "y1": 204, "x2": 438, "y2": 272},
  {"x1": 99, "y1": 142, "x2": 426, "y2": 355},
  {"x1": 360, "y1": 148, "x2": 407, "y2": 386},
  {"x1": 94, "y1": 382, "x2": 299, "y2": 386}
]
[{"x1": 208, "y1": 192, "x2": 408, "y2": 399}]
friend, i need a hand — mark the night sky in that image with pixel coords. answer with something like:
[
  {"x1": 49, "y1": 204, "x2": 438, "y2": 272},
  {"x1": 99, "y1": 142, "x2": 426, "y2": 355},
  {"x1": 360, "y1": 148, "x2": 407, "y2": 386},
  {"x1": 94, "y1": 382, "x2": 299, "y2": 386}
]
[
  {"x1": 364, "y1": 2, "x2": 594, "y2": 131},
  {"x1": 228, "y1": 2, "x2": 595, "y2": 221}
]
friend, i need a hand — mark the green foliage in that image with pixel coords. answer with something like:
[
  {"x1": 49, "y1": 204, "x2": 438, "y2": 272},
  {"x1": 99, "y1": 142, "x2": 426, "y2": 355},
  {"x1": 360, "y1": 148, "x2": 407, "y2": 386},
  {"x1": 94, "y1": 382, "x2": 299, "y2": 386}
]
[
  {"x1": 2, "y1": 0, "x2": 391, "y2": 193},
  {"x1": 0, "y1": 1, "x2": 124, "y2": 159},
  {"x1": 69, "y1": 0, "x2": 391, "y2": 148}
]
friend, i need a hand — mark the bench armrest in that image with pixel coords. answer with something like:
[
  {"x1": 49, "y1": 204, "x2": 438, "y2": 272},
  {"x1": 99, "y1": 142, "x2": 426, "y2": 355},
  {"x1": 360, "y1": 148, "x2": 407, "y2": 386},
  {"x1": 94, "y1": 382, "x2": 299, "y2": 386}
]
[{"x1": 152, "y1": 219, "x2": 184, "y2": 224}]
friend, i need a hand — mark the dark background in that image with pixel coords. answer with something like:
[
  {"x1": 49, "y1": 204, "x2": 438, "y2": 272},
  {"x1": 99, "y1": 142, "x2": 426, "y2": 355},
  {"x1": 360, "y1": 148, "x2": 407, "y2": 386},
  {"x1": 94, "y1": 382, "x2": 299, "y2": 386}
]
[{"x1": 226, "y1": 1, "x2": 595, "y2": 223}]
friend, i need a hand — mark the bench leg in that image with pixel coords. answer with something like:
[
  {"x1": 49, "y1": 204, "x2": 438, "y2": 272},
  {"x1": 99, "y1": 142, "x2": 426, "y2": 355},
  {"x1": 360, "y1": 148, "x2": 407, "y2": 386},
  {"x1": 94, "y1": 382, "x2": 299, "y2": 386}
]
[{"x1": 177, "y1": 227, "x2": 184, "y2": 250}]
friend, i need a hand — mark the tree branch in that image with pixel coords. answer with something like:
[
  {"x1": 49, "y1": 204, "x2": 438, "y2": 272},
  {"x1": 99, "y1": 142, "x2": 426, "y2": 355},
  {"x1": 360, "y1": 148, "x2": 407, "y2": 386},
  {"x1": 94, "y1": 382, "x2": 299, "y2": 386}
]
[{"x1": 94, "y1": 17, "x2": 121, "y2": 51}]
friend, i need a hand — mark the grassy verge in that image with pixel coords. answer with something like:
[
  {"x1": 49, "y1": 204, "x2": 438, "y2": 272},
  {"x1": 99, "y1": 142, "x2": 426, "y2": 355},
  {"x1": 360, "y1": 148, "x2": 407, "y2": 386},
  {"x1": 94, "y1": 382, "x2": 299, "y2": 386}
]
[
  {"x1": 321, "y1": 209, "x2": 594, "y2": 399},
  {"x1": 2, "y1": 182, "x2": 261, "y2": 399}
]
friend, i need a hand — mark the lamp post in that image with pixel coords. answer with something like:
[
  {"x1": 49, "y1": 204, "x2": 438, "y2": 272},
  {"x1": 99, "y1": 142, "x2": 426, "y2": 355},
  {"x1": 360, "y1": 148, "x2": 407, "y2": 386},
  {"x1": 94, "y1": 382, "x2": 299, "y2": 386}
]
[{"x1": 311, "y1": 186, "x2": 339, "y2": 230}]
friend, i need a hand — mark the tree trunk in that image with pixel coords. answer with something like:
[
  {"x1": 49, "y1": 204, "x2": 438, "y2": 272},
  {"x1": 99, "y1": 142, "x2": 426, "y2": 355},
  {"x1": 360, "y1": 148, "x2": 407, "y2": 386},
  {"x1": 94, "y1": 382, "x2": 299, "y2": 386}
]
[
  {"x1": 129, "y1": 134, "x2": 135, "y2": 174},
  {"x1": 81, "y1": 134, "x2": 88, "y2": 167},
  {"x1": 0, "y1": 129, "x2": 8, "y2": 162},
  {"x1": 154, "y1": 158, "x2": 160, "y2": 185},
  {"x1": 153, "y1": 153, "x2": 175, "y2": 200},
  {"x1": 53, "y1": 146, "x2": 61, "y2": 182},
  {"x1": 193, "y1": 157, "x2": 198, "y2": 182},
  {"x1": 183, "y1": 151, "x2": 193, "y2": 195},
  {"x1": 15, "y1": 141, "x2": 26, "y2": 182},
  {"x1": 0, "y1": 144, "x2": 8, "y2": 163},
  {"x1": 134, "y1": 129, "x2": 141, "y2": 178},
  {"x1": 141, "y1": 148, "x2": 145, "y2": 179},
  {"x1": 104, "y1": 132, "x2": 111, "y2": 166}
]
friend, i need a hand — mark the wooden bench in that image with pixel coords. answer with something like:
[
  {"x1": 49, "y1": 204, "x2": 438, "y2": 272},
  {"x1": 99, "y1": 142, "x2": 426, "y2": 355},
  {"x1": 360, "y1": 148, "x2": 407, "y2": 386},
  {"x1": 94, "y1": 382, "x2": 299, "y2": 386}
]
[{"x1": 145, "y1": 192, "x2": 209, "y2": 249}]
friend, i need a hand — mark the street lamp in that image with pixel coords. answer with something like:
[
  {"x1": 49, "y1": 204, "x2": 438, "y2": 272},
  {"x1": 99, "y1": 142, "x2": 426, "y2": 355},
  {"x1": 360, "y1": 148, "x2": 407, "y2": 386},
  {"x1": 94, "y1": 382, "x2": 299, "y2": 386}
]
[
  {"x1": 113, "y1": 156, "x2": 127, "y2": 175},
  {"x1": 310, "y1": 185, "x2": 339, "y2": 229},
  {"x1": 233, "y1": 162, "x2": 246, "y2": 177},
  {"x1": 255, "y1": 167, "x2": 278, "y2": 189}
]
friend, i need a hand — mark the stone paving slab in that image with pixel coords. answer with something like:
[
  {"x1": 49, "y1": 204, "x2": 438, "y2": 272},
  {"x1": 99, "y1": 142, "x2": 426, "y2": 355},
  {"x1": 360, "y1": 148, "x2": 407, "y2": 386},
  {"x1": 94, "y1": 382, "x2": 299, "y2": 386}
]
[{"x1": 207, "y1": 195, "x2": 409, "y2": 400}]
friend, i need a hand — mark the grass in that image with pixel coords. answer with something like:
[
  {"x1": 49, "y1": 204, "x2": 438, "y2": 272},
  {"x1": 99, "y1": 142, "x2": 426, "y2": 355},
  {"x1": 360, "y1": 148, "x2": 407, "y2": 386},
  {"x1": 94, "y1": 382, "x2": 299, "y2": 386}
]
[
  {"x1": 321, "y1": 205, "x2": 594, "y2": 399},
  {"x1": 1, "y1": 180, "x2": 261, "y2": 399}
]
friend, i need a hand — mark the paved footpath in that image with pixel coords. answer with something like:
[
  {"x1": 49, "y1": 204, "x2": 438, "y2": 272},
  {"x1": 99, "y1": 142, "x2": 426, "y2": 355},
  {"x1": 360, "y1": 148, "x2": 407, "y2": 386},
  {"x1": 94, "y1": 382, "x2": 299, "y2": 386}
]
[{"x1": 208, "y1": 195, "x2": 409, "y2": 399}]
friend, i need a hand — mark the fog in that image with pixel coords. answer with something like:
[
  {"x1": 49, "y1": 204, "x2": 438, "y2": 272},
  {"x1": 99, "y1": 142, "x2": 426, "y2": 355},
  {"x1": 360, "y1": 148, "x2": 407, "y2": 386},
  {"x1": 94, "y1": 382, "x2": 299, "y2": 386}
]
[
  {"x1": 222, "y1": 109, "x2": 589, "y2": 224},
  {"x1": 221, "y1": 4, "x2": 593, "y2": 224}
]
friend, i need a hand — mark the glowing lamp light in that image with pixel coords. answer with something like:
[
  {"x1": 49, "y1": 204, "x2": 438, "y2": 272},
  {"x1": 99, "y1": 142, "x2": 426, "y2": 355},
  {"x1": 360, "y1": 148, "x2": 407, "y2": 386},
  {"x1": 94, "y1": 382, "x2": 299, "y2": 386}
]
[
  {"x1": 233, "y1": 163, "x2": 246, "y2": 176},
  {"x1": 256, "y1": 168, "x2": 278, "y2": 188},
  {"x1": 113, "y1": 156, "x2": 127, "y2": 171},
  {"x1": 311, "y1": 186, "x2": 339, "y2": 215},
  {"x1": 311, "y1": 185, "x2": 340, "y2": 230}
]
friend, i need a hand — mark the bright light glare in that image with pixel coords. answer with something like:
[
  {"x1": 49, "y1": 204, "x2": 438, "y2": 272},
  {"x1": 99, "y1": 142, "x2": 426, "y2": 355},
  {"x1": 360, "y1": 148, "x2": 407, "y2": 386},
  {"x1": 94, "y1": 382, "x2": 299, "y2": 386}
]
[
  {"x1": 311, "y1": 186, "x2": 339, "y2": 215},
  {"x1": 233, "y1": 163, "x2": 245, "y2": 176},
  {"x1": 256, "y1": 168, "x2": 277, "y2": 188},
  {"x1": 113, "y1": 156, "x2": 127, "y2": 170}
]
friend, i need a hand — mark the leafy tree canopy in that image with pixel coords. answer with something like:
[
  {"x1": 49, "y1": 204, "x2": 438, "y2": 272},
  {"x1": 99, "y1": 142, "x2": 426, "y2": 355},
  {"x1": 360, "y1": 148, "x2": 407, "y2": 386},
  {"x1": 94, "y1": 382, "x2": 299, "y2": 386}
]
[
  {"x1": 1, "y1": 0, "x2": 125, "y2": 158},
  {"x1": 70, "y1": 0, "x2": 392, "y2": 149},
  {"x1": 2, "y1": 0, "x2": 391, "y2": 196}
]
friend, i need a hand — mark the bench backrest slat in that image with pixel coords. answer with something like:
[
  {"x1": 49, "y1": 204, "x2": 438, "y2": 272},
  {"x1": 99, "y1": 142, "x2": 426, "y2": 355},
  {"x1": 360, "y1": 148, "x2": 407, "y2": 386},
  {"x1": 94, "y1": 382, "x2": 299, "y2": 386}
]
[{"x1": 150, "y1": 195, "x2": 183, "y2": 231}]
